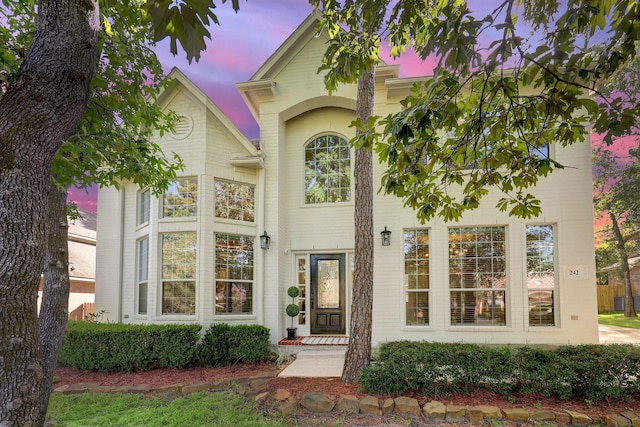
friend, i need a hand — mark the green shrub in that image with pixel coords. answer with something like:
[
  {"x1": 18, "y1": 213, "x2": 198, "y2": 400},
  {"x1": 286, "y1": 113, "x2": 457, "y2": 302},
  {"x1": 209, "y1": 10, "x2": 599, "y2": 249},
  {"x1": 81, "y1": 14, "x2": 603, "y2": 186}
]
[
  {"x1": 359, "y1": 341, "x2": 640, "y2": 401},
  {"x1": 194, "y1": 323, "x2": 232, "y2": 367},
  {"x1": 195, "y1": 323, "x2": 271, "y2": 367},
  {"x1": 58, "y1": 321, "x2": 201, "y2": 372},
  {"x1": 555, "y1": 344, "x2": 640, "y2": 400},
  {"x1": 228, "y1": 324, "x2": 271, "y2": 363}
]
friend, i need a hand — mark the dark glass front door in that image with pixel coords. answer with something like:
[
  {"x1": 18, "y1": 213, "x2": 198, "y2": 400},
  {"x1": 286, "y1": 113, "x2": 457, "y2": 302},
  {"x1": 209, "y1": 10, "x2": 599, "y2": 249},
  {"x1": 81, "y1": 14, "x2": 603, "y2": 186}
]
[{"x1": 310, "y1": 254, "x2": 346, "y2": 335}]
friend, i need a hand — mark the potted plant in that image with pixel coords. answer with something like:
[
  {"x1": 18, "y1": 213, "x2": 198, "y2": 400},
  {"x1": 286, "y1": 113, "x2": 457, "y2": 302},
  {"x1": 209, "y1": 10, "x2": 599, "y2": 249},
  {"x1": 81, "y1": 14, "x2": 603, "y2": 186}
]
[{"x1": 286, "y1": 286, "x2": 300, "y2": 340}]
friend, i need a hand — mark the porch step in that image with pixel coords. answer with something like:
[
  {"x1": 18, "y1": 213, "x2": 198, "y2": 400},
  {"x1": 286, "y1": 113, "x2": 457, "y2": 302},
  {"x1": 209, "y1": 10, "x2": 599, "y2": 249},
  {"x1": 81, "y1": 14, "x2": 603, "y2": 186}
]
[{"x1": 278, "y1": 349, "x2": 345, "y2": 378}]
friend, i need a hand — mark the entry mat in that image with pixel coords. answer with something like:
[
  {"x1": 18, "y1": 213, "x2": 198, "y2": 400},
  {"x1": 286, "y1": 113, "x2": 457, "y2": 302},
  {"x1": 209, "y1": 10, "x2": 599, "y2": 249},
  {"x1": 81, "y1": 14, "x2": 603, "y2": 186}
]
[{"x1": 300, "y1": 336, "x2": 349, "y2": 345}]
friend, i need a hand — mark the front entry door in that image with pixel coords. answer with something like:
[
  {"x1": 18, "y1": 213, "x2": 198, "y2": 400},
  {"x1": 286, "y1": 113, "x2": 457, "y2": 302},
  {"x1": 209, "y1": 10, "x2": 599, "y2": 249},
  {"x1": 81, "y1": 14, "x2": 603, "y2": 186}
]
[{"x1": 310, "y1": 254, "x2": 346, "y2": 335}]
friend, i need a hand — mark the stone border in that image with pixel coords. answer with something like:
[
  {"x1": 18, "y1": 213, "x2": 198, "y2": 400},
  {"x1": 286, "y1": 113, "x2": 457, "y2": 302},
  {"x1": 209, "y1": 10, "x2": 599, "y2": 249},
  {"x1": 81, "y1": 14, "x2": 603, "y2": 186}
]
[{"x1": 54, "y1": 373, "x2": 639, "y2": 426}]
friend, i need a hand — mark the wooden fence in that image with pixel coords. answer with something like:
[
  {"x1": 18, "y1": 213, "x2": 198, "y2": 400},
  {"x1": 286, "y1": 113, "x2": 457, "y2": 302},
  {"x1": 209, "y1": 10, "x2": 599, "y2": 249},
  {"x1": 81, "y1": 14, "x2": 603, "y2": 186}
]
[
  {"x1": 68, "y1": 302, "x2": 95, "y2": 321},
  {"x1": 597, "y1": 284, "x2": 624, "y2": 313}
]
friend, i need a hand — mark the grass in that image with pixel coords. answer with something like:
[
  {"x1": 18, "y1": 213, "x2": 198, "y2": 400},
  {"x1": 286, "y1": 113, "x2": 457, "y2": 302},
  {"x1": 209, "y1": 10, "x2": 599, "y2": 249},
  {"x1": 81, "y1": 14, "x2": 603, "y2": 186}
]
[
  {"x1": 46, "y1": 391, "x2": 290, "y2": 427},
  {"x1": 598, "y1": 312, "x2": 640, "y2": 329}
]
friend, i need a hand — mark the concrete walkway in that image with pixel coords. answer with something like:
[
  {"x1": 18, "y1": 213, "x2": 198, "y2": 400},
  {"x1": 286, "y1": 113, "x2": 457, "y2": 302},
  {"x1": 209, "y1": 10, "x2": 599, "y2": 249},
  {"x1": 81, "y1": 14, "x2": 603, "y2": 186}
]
[
  {"x1": 278, "y1": 349, "x2": 345, "y2": 378},
  {"x1": 598, "y1": 324, "x2": 640, "y2": 344}
]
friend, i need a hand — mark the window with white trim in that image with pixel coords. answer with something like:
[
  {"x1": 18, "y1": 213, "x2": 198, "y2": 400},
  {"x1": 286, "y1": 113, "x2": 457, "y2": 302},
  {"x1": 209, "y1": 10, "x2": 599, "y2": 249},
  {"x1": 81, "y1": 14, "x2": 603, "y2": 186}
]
[
  {"x1": 215, "y1": 234, "x2": 254, "y2": 314},
  {"x1": 404, "y1": 229, "x2": 429, "y2": 325},
  {"x1": 304, "y1": 134, "x2": 351, "y2": 204},
  {"x1": 136, "y1": 237, "x2": 149, "y2": 315},
  {"x1": 526, "y1": 224, "x2": 556, "y2": 326},
  {"x1": 214, "y1": 180, "x2": 255, "y2": 222},
  {"x1": 449, "y1": 226, "x2": 506, "y2": 325},
  {"x1": 162, "y1": 177, "x2": 197, "y2": 218},
  {"x1": 161, "y1": 232, "x2": 196, "y2": 314},
  {"x1": 138, "y1": 188, "x2": 150, "y2": 225}
]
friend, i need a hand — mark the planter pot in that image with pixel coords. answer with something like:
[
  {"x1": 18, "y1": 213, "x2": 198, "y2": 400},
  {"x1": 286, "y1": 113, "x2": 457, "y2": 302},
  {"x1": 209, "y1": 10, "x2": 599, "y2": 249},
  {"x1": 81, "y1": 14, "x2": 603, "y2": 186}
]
[{"x1": 286, "y1": 327, "x2": 297, "y2": 341}]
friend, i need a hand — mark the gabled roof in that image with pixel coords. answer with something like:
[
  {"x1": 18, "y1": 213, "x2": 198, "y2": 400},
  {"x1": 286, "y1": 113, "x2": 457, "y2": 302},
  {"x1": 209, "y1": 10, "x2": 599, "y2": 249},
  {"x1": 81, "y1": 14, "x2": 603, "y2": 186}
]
[
  {"x1": 236, "y1": 12, "x2": 324, "y2": 121},
  {"x1": 160, "y1": 67, "x2": 261, "y2": 158}
]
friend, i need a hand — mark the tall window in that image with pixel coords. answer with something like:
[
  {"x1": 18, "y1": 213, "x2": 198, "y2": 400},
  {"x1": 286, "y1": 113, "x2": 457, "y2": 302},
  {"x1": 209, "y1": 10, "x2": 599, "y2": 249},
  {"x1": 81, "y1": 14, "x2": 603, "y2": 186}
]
[
  {"x1": 304, "y1": 134, "x2": 351, "y2": 204},
  {"x1": 215, "y1": 234, "x2": 254, "y2": 314},
  {"x1": 162, "y1": 177, "x2": 197, "y2": 218},
  {"x1": 449, "y1": 226, "x2": 506, "y2": 325},
  {"x1": 161, "y1": 232, "x2": 196, "y2": 314},
  {"x1": 138, "y1": 188, "x2": 150, "y2": 225},
  {"x1": 215, "y1": 180, "x2": 255, "y2": 222},
  {"x1": 526, "y1": 225, "x2": 556, "y2": 326},
  {"x1": 136, "y1": 237, "x2": 149, "y2": 315},
  {"x1": 404, "y1": 229, "x2": 430, "y2": 325}
]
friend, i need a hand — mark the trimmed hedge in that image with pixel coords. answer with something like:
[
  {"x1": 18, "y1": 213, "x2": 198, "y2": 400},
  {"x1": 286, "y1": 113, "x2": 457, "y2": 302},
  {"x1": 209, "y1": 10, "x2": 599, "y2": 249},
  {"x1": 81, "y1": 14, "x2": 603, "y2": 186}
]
[
  {"x1": 196, "y1": 323, "x2": 271, "y2": 367},
  {"x1": 58, "y1": 321, "x2": 201, "y2": 372},
  {"x1": 359, "y1": 341, "x2": 640, "y2": 401},
  {"x1": 59, "y1": 322, "x2": 272, "y2": 372}
]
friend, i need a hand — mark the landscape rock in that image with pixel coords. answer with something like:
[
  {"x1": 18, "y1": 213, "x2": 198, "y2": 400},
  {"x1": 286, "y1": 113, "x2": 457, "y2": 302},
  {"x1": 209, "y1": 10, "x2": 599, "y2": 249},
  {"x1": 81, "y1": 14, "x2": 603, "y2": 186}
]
[
  {"x1": 381, "y1": 398, "x2": 394, "y2": 415},
  {"x1": 502, "y1": 407, "x2": 529, "y2": 421},
  {"x1": 445, "y1": 405, "x2": 467, "y2": 422},
  {"x1": 605, "y1": 414, "x2": 632, "y2": 426},
  {"x1": 254, "y1": 391, "x2": 269, "y2": 402},
  {"x1": 466, "y1": 406, "x2": 484, "y2": 423},
  {"x1": 475, "y1": 405, "x2": 502, "y2": 420},
  {"x1": 336, "y1": 395, "x2": 360, "y2": 413},
  {"x1": 129, "y1": 383, "x2": 152, "y2": 393},
  {"x1": 394, "y1": 396, "x2": 420, "y2": 417},
  {"x1": 566, "y1": 410, "x2": 592, "y2": 425},
  {"x1": 279, "y1": 399, "x2": 298, "y2": 416},
  {"x1": 530, "y1": 409, "x2": 556, "y2": 421},
  {"x1": 274, "y1": 389, "x2": 291, "y2": 401},
  {"x1": 423, "y1": 400, "x2": 446, "y2": 420},
  {"x1": 555, "y1": 412, "x2": 571, "y2": 423},
  {"x1": 359, "y1": 395, "x2": 379, "y2": 414},
  {"x1": 621, "y1": 411, "x2": 640, "y2": 425},
  {"x1": 300, "y1": 392, "x2": 335, "y2": 413},
  {"x1": 181, "y1": 382, "x2": 211, "y2": 394}
]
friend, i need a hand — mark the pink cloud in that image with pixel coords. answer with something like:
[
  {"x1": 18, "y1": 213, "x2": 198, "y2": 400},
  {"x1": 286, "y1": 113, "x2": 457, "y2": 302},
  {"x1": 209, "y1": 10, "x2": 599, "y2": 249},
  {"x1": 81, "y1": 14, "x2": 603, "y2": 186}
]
[{"x1": 68, "y1": 185, "x2": 98, "y2": 213}]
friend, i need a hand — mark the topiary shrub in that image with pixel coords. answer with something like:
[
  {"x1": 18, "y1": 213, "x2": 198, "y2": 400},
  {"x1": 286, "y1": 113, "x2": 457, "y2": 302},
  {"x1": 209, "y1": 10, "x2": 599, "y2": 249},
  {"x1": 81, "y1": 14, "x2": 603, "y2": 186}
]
[{"x1": 194, "y1": 323, "x2": 232, "y2": 367}]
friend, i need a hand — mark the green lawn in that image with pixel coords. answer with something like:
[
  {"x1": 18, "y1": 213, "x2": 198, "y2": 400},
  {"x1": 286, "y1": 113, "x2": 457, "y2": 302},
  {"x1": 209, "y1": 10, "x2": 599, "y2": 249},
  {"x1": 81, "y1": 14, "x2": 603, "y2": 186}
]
[
  {"x1": 598, "y1": 312, "x2": 640, "y2": 329},
  {"x1": 46, "y1": 391, "x2": 290, "y2": 427}
]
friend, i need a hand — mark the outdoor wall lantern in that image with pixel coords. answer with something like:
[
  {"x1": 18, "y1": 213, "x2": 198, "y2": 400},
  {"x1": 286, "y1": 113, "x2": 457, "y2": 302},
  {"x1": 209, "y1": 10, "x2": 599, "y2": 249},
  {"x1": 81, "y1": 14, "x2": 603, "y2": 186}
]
[
  {"x1": 259, "y1": 231, "x2": 271, "y2": 250},
  {"x1": 381, "y1": 226, "x2": 392, "y2": 246}
]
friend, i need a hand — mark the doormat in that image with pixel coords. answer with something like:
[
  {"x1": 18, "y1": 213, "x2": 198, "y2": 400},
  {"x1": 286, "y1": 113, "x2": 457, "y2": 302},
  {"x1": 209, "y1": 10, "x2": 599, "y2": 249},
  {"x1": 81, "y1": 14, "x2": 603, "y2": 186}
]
[{"x1": 300, "y1": 336, "x2": 349, "y2": 345}]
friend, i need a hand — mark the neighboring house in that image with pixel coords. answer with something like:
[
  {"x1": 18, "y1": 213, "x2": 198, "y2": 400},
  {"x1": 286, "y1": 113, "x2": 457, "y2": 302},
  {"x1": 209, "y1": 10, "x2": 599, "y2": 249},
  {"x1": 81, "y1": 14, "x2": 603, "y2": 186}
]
[
  {"x1": 39, "y1": 208, "x2": 96, "y2": 319},
  {"x1": 95, "y1": 14, "x2": 598, "y2": 345},
  {"x1": 598, "y1": 255, "x2": 640, "y2": 311}
]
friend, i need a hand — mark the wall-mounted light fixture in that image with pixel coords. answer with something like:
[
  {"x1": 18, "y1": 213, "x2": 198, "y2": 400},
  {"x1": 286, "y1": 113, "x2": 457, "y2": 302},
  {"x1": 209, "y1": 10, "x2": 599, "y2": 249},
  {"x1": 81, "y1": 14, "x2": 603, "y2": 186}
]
[
  {"x1": 259, "y1": 231, "x2": 271, "y2": 250},
  {"x1": 381, "y1": 226, "x2": 391, "y2": 246}
]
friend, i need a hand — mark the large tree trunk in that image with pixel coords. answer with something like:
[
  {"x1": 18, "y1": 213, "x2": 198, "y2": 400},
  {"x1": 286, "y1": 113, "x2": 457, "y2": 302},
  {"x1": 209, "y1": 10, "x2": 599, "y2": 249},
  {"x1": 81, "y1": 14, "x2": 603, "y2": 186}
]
[
  {"x1": 342, "y1": 67, "x2": 375, "y2": 384},
  {"x1": 0, "y1": 1, "x2": 99, "y2": 425},
  {"x1": 34, "y1": 184, "x2": 70, "y2": 426},
  {"x1": 609, "y1": 210, "x2": 637, "y2": 317}
]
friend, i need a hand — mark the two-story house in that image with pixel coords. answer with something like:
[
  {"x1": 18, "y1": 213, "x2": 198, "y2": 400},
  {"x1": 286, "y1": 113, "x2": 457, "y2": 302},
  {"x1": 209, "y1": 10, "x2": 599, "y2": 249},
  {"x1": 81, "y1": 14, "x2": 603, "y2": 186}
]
[{"x1": 96, "y1": 13, "x2": 598, "y2": 346}]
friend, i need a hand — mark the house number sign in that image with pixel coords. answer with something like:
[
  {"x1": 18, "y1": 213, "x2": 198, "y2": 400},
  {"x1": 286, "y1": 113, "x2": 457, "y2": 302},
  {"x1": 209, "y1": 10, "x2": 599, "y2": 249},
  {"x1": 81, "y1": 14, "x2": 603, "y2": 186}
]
[{"x1": 564, "y1": 265, "x2": 587, "y2": 279}]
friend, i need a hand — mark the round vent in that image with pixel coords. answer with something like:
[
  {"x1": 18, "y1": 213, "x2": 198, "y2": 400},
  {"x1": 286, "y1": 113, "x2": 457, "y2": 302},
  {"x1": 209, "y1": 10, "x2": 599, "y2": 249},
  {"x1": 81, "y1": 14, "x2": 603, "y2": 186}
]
[{"x1": 171, "y1": 115, "x2": 193, "y2": 140}]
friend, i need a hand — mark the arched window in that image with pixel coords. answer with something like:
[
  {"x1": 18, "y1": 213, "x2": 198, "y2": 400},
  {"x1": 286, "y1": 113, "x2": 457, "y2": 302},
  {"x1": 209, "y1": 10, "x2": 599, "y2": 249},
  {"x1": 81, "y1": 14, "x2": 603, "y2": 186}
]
[{"x1": 304, "y1": 134, "x2": 351, "y2": 204}]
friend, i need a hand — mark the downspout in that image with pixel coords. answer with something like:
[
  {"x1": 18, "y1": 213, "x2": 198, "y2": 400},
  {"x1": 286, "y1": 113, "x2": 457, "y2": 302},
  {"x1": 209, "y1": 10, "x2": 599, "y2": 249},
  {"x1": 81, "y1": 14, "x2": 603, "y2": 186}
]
[
  {"x1": 117, "y1": 186, "x2": 125, "y2": 323},
  {"x1": 258, "y1": 150, "x2": 266, "y2": 327}
]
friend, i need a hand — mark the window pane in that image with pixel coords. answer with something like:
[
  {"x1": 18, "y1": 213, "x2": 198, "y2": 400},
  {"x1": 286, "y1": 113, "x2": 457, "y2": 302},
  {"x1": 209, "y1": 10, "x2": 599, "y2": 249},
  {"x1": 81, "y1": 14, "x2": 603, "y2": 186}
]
[
  {"x1": 163, "y1": 178, "x2": 197, "y2": 218},
  {"x1": 404, "y1": 229, "x2": 429, "y2": 325},
  {"x1": 526, "y1": 225, "x2": 555, "y2": 326},
  {"x1": 304, "y1": 135, "x2": 351, "y2": 204},
  {"x1": 449, "y1": 227, "x2": 507, "y2": 326},
  {"x1": 138, "y1": 282, "x2": 147, "y2": 315},
  {"x1": 162, "y1": 281, "x2": 195, "y2": 314},
  {"x1": 406, "y1": 291, "x2": 429, "y2": 325},
  {"x1": 138, "y1": 189, "x2": 150, "y2": 225},
  {"x1": 137, "y1": 238, "x2": 149, "y2": 282},
  {"x1": 215, "y1": 180, "x2": 255, "y2": 222},
  {"x1": 215, "y1": 233, "x2": 254, "y2": 314},
  {"x1": 161, "y1": 233, "x2": 196, "y2": 315}
]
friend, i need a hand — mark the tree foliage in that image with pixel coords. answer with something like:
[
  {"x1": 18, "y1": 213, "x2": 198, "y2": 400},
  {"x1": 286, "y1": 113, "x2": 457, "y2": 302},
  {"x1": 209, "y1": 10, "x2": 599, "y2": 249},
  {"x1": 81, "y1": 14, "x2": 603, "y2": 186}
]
[{"x1": 315, "y1": 0, "x2": 640, "y2": 222}]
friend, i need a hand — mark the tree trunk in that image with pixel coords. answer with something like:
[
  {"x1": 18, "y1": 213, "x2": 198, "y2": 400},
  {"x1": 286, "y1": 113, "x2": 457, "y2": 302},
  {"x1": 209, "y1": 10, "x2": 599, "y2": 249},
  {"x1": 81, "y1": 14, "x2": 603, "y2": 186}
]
[
  {"x1": 0, "y1": 1, "x2": 99, "y2": 425},
  {"x1": 609, "y1": 210, "x2": 637, "y2": 317},
  {"x1": 342, "y1": 67, "x2": 375, "y2": 384},
  {"x1": 33, "y1": 184, "x2": 70, "y2": 426}
]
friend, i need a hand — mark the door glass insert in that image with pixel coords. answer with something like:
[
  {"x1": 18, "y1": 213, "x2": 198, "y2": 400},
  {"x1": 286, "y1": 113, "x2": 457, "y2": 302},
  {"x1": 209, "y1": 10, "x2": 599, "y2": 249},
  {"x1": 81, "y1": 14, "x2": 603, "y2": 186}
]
[{"x1": 318, "y1": 260, "x2": 340, "y2": 309}]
